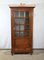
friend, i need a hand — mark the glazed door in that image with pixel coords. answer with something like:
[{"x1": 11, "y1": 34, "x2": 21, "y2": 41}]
[{"x1": 13, "y1": 11, "x2": 31, "y2": 53}]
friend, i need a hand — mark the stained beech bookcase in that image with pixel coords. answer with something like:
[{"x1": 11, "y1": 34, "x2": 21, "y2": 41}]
[{"x1": 9, "y1": 4, "x2": 35, "y2": 55}]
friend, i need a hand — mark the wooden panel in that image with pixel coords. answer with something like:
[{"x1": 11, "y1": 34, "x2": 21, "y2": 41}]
[
  {"x1": 15, "y1": 38, "x2": 30, "y2": 48},
  {"x1": 11, "y1": 9, "x2": 15, "y2": 50}
]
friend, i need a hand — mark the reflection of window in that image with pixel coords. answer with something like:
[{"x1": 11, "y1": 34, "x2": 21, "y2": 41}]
[{"x1": 20, "y1": 25, "x2": 24, "y2": 30}]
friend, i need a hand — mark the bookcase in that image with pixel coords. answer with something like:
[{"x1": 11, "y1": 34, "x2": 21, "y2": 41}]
[{"x1": 9, "y1": 4, "x2": 35, "y2": 55}]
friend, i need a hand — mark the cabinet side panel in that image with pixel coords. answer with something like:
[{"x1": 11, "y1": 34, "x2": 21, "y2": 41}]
[
  {"x1": 29, "y1": 8, "x2": 33, "y2": 52},
  {"x1": 11, "y1": 8, "x2": 15, "y2": 52}
]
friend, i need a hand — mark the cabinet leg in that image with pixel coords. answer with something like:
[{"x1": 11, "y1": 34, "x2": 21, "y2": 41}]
[
  {"x1": 30, "y1": 53, "x2": 33, "y2": 55},
  {"x1": 30, "y1": 51, "x2": 33, "y2": 55},
  {"x1": 11, "y1": 51, "x2": 13, "y2": 55}
]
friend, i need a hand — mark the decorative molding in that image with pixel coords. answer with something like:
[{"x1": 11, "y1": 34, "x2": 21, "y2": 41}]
[{"x1": 9, "y1": 4, "x2": 35, "y2": 8}]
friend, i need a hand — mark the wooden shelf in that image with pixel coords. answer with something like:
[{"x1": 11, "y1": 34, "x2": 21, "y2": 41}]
[
  {"x1": 14, "y1": 17, "x2": 29, "y2": 19},
  {"x1": 14, "y1": 30, "x2": 30, "y2": 32},
  {"x1": 15, "y1": 24, "x2": 29, "y2": 25}
]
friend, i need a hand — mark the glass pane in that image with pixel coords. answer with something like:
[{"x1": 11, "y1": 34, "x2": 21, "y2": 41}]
[
  {"x1": 20, "y1": 32, "x2": 24, "y2": 37},
  {"x1": 19, "y1": 18, "x2": 25, "y2": 24},
  {"x1": 14, "y1": 11, "x2": 30, "y2": 38},
  {"x1": 15, "y1": 25, "x2": 19, "y2": 30},
  {"x1": 15, "y1": 11, "x2": 29, "y2": 17},
  {"x1": 25, "y1": 25, "x2": 29, "y2": 30},
  {"x1": 20, "y1": 12, "x2": 24, "y2": 17},
  {"x1": 15, "y1": 19, "x2": 19, "y2": 24},
  {"x1": 25, "y1": 18, "x2": 29, "y2": 24},
  {"x1": 15, "y1": 32, "x2": 19, "y2": 37},
  {"x1": 20, "y1": 25, "x2": 24, "y2": 30},
  {"x1": 25, "y1": 12, "x2": 29, "y2": 17},
  {"x1": 15, "y1": 12, "x2": 19, "y2": 17}
]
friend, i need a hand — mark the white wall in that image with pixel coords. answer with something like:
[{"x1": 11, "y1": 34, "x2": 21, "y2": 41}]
[{"x1": 0, "y1": 0, "x2": 44, "y2": 49}]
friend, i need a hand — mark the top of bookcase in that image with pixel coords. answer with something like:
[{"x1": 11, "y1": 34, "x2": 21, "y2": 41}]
[{"x1": 9, "y1": 3, "x2": 35, "y2": 8}]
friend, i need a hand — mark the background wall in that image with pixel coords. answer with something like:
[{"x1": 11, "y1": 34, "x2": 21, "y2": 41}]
[{"x1": 0, "y1": 0, "x2": 44, "y2": 49}]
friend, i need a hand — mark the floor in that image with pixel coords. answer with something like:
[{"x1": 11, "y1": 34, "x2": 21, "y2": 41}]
[{"x1": 0, "y1": 50, "x2": 44, "y2": 60}]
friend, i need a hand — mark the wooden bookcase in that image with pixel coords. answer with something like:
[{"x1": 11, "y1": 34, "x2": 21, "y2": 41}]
[{"x1": 9, "y1": 4, "x2": 35, "y2": 55}]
